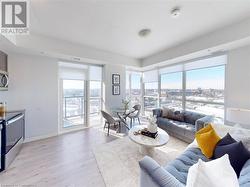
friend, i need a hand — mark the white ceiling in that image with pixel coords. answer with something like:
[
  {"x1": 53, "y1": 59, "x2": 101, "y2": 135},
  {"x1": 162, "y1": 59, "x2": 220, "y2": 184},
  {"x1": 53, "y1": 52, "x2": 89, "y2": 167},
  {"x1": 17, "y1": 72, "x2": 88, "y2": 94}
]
[{"x1": 30, "y1": 0, "x2": 250, "y2": 59}]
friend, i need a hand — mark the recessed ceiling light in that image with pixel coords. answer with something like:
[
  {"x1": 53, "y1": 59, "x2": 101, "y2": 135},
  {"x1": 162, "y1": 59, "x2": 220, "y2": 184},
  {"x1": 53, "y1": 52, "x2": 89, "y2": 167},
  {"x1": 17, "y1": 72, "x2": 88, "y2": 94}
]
[
  {"x1": 138, "y1": 29, "x2": 151, "y2": 37},
  {"x1": 171, "y1": 7, "x2": 181, "y2": 18}
]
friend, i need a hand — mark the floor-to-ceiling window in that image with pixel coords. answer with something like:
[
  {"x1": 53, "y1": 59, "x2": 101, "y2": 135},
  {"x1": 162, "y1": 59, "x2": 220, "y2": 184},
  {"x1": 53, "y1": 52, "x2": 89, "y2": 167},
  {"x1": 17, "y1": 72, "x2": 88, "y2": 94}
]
[
  {"x1": 89, "y1": 80, "x2": 102, "y2": 125},
  {"x1": 143, "y1": 70, "x2": 158, "y2": 116},
  {"x1": 126, "y1": 71, "x2": 142, "y2": 107},
  {"x1": 160, "y1": 71, "x2": 183, "y2": 110},
  {"x1": 130, "y1": 73, "x2": 142, "y2": 106},
  {"x1": 125, "y1": 55, "x2": 226, "y2": 118},
  {"x1": 185, "y1": 65, "x2": 225, "y2": 118},
  {"x1": 159, "y1": 55, "x2": 226, "y2": 118}
]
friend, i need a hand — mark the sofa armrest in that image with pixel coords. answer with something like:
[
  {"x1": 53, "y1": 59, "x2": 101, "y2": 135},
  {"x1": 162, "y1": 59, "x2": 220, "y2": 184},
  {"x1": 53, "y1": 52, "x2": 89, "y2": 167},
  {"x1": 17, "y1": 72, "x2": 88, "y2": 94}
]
[
  {"x1": 153, "y1": 109, "x2": 162, "y2": 118},
  {"x1": 139, "y1": 156, "x2": 184, "y2": 187},
  {"x1": 195, "y1": 115, "x2": 214, "y2": 131}
]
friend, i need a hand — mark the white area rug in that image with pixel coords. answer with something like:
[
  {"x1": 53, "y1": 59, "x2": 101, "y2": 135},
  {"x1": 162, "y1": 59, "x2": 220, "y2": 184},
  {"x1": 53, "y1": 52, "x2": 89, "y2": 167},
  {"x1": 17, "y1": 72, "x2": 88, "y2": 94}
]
[{"x1": 93, "y1": 136, "x2": 188, "y2": 187}]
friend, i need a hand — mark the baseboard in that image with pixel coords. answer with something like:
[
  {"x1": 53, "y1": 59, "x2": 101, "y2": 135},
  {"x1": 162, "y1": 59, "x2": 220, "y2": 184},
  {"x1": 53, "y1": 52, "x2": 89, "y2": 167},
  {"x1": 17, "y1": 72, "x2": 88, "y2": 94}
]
[{"x1": 24, "y1": 132, "x2": 58, "y2": 143}]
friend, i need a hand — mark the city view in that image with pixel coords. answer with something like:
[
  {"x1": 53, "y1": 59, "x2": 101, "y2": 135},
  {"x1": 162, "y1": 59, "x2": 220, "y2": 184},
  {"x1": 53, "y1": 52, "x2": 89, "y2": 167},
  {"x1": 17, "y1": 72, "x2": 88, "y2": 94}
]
[
  {"x1": 63, "y1": 80, "x2": 101, "y2": 127},
  {"x1": 127, "y1": 89, "x2": 224, "y2": 118},
  {"x1": 127, "y1": 65, "x2": 225, "y2": 118}
]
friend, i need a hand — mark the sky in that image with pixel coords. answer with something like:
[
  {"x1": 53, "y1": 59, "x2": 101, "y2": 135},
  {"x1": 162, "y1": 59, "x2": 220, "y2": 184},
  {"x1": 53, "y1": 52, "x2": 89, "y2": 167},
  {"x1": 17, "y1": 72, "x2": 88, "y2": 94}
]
[
  {"x1": 129, "y1": 65, "x2": 225, "y2": 90},
  {"x1": 186, "y1": 66, "x2": 225, "y2": 89},
  {"x1": 161, "y1": 66, "x2": 225, "y2": 89},
  {"x1": 130, "y1": 74, "x2": 141, "y2": 89}
]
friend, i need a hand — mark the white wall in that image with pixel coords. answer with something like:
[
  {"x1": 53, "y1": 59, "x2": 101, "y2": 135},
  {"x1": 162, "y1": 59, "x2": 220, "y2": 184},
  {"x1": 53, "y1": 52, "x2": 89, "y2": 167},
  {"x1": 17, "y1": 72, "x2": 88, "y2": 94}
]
[
  {"x1": 103, "y1": 64, "x2": 126, "y2": 113},
  {"x1": 0, "y1": 51, "x2": 128, "y2": 141},
  {"x1": 226, "y1": 45, "x2": 250, "y2": 111},
  {"x1": 0, "y1": 53, "x2": 59, "y2": 141},
  {"x1": 16, "y1": 34, "x2": 140, "y2": 67}
]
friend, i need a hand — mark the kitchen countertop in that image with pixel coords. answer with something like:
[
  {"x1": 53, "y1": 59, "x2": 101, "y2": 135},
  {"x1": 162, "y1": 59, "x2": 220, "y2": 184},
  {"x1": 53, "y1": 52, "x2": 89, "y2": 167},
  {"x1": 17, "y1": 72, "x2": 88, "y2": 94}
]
[{"x1": 0, "y1": 110, "x2": 25, "y2": 123}]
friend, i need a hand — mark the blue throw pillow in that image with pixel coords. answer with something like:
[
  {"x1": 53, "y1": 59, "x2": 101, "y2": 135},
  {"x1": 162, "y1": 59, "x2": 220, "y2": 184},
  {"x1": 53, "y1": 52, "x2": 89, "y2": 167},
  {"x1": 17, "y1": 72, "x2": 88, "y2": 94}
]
[
  {"x1": 213, "y1": 133, "x2": 236, "y2": 159},
  {"x1": 216, "y1": 133, "x2": 237, "y2": 146},
  {"x1": 214, "y1": 140, "x2": 250, "y2": 177}
]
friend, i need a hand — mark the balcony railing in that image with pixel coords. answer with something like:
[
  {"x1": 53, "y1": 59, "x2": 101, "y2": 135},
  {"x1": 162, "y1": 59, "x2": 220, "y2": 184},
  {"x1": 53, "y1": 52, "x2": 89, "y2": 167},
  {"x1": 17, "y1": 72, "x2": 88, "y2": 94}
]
[
  {"x1": 63, "y1": 96, "x2": 101, "y2": 119},
  {"x1": 64, "y1": 96, "x2": 84, "y2": 119},
  {"x1": 89, "y1": 97, "x2": 101, "y2": 115}
]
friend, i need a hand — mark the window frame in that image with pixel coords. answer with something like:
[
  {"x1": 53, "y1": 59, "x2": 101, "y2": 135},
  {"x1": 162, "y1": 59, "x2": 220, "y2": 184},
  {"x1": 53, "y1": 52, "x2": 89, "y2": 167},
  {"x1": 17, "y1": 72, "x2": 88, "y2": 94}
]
[
  {"x1": 126, "y1": 55, "x2": 226, "y2": 118},
  {"x1": 143, "y1": 56, "x2": 226, "y2": 118}
]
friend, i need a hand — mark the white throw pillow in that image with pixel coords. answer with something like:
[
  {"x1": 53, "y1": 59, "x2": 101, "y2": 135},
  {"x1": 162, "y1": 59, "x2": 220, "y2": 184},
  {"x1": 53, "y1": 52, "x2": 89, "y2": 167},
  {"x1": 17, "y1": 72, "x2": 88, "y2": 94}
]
[{"x1": 186, "y1": 154, "x2": 239, "y2": 187}]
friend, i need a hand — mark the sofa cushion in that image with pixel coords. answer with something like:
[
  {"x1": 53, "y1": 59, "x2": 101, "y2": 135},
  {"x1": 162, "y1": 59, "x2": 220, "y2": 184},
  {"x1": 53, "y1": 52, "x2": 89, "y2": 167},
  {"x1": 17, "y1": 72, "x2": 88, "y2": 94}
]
[
  {"x1": 184, "y1": 127, "x2": 196, "y2": 141},
  {"x1": 183, "y1": 111, "x2": 205, "y2": 125},
  {"x1": 153, "y1": 108, "x2": 162, "y2": 118},
  {"x1": 164, "y1": 148, "x2": 209, "y2": 185},
  {"x1": 195, "y1": 115, "x2": 214, "y2": 131},
  {"x1": 162, "y1": 107, "x2": 173, "y2": 118},
  {"x1": 216, "y1": 133, "x2": 237, "y2": 146},
  {"x1": 239, "y1": 159, "x2": 250, "y2": 187},
  {"x1": 231, "y1": 127, "x2": 250, "y2": 151},
  {"x1": 168, "y1": 110, "x2": 185, "y2": 122},
  {"x1": 214, "y1": 141, "x2": 250, "y2": 177},
  {"x1": 168, "y1": 120, "x2": 195, "y2": 131},
  {"x1": 157, "y1": 117, "x2": 175, "y2": 130},
  {"x1": 139, "y1": 156, "x2": 185, "y2": 187}
]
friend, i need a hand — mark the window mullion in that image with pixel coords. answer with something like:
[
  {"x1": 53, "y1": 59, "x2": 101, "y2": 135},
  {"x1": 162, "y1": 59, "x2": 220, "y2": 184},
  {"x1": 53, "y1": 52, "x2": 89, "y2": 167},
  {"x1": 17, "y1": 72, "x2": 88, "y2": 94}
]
[
  {"x1": 141, "y1": 76, "x2": 145, "y2": 116},
  {"x1": 157, "y1": 69, "x2": 160, "y2": 108},
  {"x1": 129, "y1": 72, "x2": 132, "y2": 108},
  {"x1": 182, "y1": 71, "x2": 186, "y2": 111}
]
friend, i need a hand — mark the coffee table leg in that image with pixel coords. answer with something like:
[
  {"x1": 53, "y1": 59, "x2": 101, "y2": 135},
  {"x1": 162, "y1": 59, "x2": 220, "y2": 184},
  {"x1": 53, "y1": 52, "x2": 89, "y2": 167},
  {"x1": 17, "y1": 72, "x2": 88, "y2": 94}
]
[{"x1": 139, "y1": 146, "x2": 154, "y2": 156}]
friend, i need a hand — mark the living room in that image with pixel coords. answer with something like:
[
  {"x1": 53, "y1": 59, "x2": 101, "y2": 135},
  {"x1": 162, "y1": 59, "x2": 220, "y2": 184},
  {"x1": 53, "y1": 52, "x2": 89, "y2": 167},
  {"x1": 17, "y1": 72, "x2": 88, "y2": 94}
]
[{"x1": 0, "y1": 0, "x2": 250, "y2": 187}]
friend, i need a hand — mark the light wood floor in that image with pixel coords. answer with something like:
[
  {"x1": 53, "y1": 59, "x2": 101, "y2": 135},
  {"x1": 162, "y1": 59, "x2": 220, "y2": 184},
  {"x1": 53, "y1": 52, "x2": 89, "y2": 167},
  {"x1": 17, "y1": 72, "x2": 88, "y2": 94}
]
[{"x1": 0, "y1": 127, "x2": 117, "y2": 187}]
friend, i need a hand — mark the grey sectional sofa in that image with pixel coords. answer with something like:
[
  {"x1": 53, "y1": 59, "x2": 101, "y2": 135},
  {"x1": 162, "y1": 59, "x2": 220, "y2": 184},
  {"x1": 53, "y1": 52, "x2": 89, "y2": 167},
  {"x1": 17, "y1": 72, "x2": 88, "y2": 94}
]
[
  {"x1": 153, "y1": 109, "x2": 214, "y2": 143},
  {"x1": 139, "y1": 147, "x2": 250, "y2": 187}
]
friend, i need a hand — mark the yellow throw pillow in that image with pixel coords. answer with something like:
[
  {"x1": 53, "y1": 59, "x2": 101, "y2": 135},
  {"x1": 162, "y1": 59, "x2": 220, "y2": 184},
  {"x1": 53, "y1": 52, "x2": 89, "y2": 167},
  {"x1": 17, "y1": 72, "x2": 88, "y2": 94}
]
[{"x1": 195, "y1": 124, "x2": 221, "y2": 158}]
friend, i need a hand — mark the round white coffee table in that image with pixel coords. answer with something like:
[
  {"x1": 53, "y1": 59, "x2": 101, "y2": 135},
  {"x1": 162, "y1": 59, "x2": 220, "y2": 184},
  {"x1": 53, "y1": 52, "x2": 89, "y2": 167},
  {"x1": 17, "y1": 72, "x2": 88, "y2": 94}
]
[{"x1": 128, "y1": 125, "x2": 169, "y2": 156}]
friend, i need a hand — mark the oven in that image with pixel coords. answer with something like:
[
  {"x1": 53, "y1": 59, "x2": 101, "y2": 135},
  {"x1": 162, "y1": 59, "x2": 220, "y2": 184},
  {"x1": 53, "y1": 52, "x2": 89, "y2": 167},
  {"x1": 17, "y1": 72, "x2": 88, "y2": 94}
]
[{"x1": 1, "y1": 112, "x2": 25, "y2": 171}]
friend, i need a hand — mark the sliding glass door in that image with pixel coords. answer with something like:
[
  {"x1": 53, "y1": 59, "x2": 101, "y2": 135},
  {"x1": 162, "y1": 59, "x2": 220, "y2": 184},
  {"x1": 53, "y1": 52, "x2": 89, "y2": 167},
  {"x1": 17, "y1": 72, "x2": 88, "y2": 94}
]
[
  {"x1": 62, "y1": 79, "x2": 85, "y2": 128},
  {"x1": 59, "y1": 63, "x2": 103, "y2": 133},
  {"x1": 89, "y1": 80, "x2": 102, "y2": 126}
]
